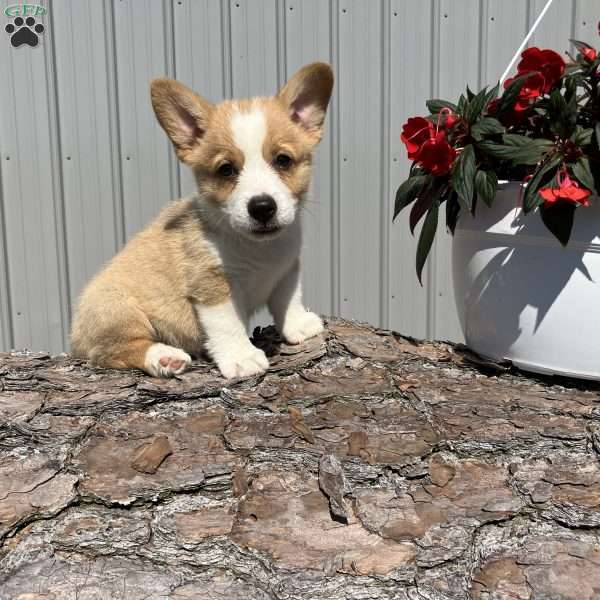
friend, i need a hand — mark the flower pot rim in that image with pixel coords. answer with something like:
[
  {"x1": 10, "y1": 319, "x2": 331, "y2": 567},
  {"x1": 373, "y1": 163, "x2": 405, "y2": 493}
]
[{"x1": 497, "y1": 179, "x2": 526, "y2": 188}]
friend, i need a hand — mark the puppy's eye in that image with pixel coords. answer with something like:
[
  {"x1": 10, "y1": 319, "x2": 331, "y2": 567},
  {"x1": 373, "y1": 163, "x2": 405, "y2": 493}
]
[
  {"x1": 274, "y1": 153, "x2": 293, "y2": 170},
  {"x1": 217, "y1": 162, "x2": 236, "y2": 178}
]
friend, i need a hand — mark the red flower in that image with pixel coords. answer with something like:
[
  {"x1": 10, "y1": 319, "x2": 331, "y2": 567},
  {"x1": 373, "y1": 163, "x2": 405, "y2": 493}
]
[
  {"x1": 516, "y1": 47, "x2": 565, "y2": 93},
  {"x1": 538, "y1": 174, "x2": 591, "y2": 208},
  {"x1": 401, "y1": 117, "x2": 434, "y2": 160},
  {"x1": 580, "y1": 44, "x2": 598, "y2": 62},
  {"x1": 415, "y1": 131, "x2": 456, "y2": 176},
  {"x1": 443, "y1": 113, "x2": 460, "y2": 128},
  {"x1": 504, "y1": 71, "x2": 545, "y2": 112},
  {"x1": 487, "y1": 98, "x2": 499, "y2": 114}
]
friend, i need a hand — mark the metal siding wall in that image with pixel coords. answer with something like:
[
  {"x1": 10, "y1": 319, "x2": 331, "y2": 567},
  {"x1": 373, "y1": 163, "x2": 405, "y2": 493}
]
[
  {"x1": 113, "y1": 0, "x2": 177, "y2": 238},
  {"x1": 284, "y1": 0, "x2": 334, "y2": 315},
  {"x1": 230, "y1": 0, "x2": 279, "y2": 97},
  {"x1": 338, "y1": 0, "x2": 384, "y2": 325},
  {"x1": 0, "y1": 0, "x2": 68, "y2": 353},
  {"x1": 388, "y1": 0, "x2": 433, "y2": 339},
  {"x1": 0, "y1": 0, "x2": 595, "y2": 352},
  {"x1": 173, "y1": 0, "x2": 229, "y2": 197},
  {"x1": 52, "y1": 0, "x2": 121, "y2": 308}
]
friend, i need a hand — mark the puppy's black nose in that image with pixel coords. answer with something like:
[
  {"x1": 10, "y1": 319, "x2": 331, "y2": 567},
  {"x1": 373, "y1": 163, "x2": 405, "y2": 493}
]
[{"x1": 247, "y1": 194, "x2": 277, "y2": 223}]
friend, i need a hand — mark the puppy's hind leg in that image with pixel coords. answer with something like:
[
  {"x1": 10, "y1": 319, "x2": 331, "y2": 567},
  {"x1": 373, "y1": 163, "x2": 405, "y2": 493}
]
[
  {"x1": 71, "y1": 293, "x2": 191, "y2": 378},
  {"x1": 104, "y1": 338, "x2": 191, "y2": 378}
]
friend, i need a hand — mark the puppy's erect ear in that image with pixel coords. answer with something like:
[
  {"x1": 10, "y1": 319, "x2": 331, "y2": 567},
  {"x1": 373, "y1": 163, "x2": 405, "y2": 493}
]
[
  {"x1": 150, "y1": 78, "x2": 214, "y2": 163},
  {"x1": 277, "y1": 62, "x2": 334, "y2": 144}
]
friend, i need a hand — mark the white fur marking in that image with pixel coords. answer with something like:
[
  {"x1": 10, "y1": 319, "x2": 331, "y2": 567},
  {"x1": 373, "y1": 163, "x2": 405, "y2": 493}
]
[
  {"x1": 268, "y1": 260, "x2": 324, "y2": 344},
  {"x1": 196, "y1": 300, "x2": 269, "y2": 379},
  {"x1": 144, "y1": 343, "x2": 191, "y2": 378},
  {"x1": 225, "y1": 105, "x2": 297, "y2": 234}
]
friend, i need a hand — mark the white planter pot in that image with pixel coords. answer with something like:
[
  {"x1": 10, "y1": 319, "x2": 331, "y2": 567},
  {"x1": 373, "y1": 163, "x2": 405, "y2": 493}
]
[{"x1": 452, "y1": 181, "x2": 600, "y2": 380}]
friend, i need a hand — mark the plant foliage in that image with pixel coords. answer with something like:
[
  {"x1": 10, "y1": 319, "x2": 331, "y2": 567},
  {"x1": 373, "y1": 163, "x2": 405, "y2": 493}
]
[{"x1": 395, "y1": 37, "x2": 600, "y2": 281}]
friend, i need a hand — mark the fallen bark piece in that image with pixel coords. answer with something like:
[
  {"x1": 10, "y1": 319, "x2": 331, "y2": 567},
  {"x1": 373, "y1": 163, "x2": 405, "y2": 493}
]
[
  {"x1": 130, "y1": 435, "x2": 173, "y2": 474},
  {"x1": 319, "y1": 453, "x2": 348, "y2": 523},
  {"x1": 289, "y1": 406, "x2": 315, "y2": 444}
]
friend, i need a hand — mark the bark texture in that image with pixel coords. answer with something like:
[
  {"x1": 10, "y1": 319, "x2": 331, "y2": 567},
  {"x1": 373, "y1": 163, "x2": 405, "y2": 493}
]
[{"x1": 1, "y1": 318, "x2": 600, "y2": 599}]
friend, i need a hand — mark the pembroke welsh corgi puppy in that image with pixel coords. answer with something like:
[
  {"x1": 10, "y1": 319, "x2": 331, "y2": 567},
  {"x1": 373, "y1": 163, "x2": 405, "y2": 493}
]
[{"x1": 70, "y1": 62, "x2": 333, "y2": 379}]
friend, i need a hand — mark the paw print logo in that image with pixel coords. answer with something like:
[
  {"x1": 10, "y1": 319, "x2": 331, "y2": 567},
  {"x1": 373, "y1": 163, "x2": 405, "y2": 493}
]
[{"x1": 5, "y1": 16, "x2": 44, "y2": 48}]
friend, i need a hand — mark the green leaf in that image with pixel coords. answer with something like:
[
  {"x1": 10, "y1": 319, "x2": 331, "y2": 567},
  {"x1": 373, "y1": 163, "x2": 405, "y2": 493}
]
[
  {"x1": 393, "y1": 175, "x2": 430, "y2": 220},
  {"x1": 409, "y1": 181, "x2": 435, "y2": 234},
  {"x1": 457, "y1": 93, "x2": 468, "y2": 116},
  {"x1": 569, "y1": 38, "x2": 592, "y2": 54},
  {"x1": 451, "y1": 145, "x2": 476, "y2": 211},
  {"x1": 540, "y1": 201, "x2": 576, "y2": 247},
  {"x1": 522, "y1": 153, "x2": 562, "y2": 213},
  {"x1": 409, "y1": 178, "x2": 446, "y2": 234},
  {"x1": 548, "y1": 90, "x2": 578, "y2": 139},
  {"x1": 570, "y1": 126, "x2": 593, "y2": 146},
  {"x1": 484, "y1": 82, "x2": 500, "y2": 105},
  {"x1": 471, "y1": 117, "x2": 504, "y2": 141},
  {"x1": 474, "y1": 170, "x2": 497, "y2": 207},
  {"x1": 464, "y1": 87, "x2": 490, "y2": 124},
  {"x1": 595, "y1": 122, "x2": 600, "y2": 147},
  {"x1": 502, "y1": 133, "x2": 539, "y2": 146},
  {"x1": 416, "y1": 200, "x2": 439, "y2": 285},
  {"x1": 466, "y1": 86, "x2": 476, "y2": 101},
  {"x1": 564, "y1": 75, "x2": 577, "y2": 103},
  {"x1": 571, "y1": 157, "x2": 596, "y2": 193},
  {"x1": 445, "y1": 191, "x2": 460, "y2": 234},
  {"x1": 477, "y1": 136, "x2": 553, "y2": 165},
  {"x1": 426, "y1": 99, "x2": 458, "y2": 114},
  {"x1": 496, "y1": 74, "x2": 530, "y2": 117}
]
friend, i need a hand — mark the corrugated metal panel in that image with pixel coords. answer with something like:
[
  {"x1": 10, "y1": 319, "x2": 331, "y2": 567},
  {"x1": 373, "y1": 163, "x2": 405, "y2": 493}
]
[
  {"x1": 52, "y1": 0, "x2": 121, "y2": 308},
  {"x1": 0, "y1": 0, "x2": 68, "y2": 353},
  {"x1": 113, "y1": 0, "x2": 177, "y2": 237},
  {"x1": 0, "y1": 0, "x2": 596, "y2": 352},
  {"x1": 388, "y1": 0, "x2": 433, "y2": 339},
  {"x1": 230, "y1": 0, "x2": 279, "y2": 97},
  {"x1": 173, "y1": 0, "x2": 230, "y2": 196},
  {"x1": 284, "y1": 0, "x2": 334, "y2": 315},
  {"x1": 337, "y1": 0, "x2": 384, "y2": 325}
]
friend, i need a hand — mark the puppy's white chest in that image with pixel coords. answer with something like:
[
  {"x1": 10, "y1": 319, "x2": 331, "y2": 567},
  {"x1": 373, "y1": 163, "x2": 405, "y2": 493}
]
[{"x1": 204, "y1": 222, "x2": 301, "y2": 316}]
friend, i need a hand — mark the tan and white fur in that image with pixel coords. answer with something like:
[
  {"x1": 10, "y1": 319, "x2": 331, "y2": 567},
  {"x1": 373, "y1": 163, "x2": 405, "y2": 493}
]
[{"x1": 70, "y1": 62, "x2": 334, "y2": 379}]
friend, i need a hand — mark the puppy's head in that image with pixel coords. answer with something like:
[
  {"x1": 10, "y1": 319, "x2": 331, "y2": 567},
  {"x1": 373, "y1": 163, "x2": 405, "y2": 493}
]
[{"x1": 151, "y1": 63, "x2": 333, "y2": 239}]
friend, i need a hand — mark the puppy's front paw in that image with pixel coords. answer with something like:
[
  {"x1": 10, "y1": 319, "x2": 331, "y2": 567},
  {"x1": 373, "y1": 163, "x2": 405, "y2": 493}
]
[
  {"x1": 145, "y1": 343, "x2": 191, "y2": 378},
  {"x1": 282, "y1": 311, "x2": 324, "y2": 345},
  {"x1": 216, "y1": 343, "x2": 269, "y2": 380}
]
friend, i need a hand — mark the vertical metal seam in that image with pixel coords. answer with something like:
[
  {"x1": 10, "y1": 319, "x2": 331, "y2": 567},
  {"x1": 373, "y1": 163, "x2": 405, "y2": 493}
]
[
  {"x1": 379, "y1": 0, "x2": 391, "y2": 329},
  {"x1": 570, "y1": 0, "x2": 577, "y2": 41},
  {"x1": 478, "y1": 0, "x2": 488, "y2": 87},
  {"x1": 0, "y1": 144, "x2": 14, "y2": 349},
  {"x1": 164, "y1": 0, "x2": 180, "y2": 200},
  {"x1": 8, "y1": 38, "x2": 31, "y2": 345},
  {"x1": 105, "y1": 0, "x2": 126, "y2": 249},
  {"x1": 45, "y1": 0, "x2": 72, "y2": 348},
  {"x1": 426, "y1": 0, "x2": 440, "y2": 339},
  {"x1": 330, "y1": 0, "x2": 341, "y2": 316},
  {"x1": 526, "y1": 0, "x2": 534, "y2": 34},
  {"x1": 276, "y1": 0, "x2": 288, "y2": 89},
  {"x1": 221, "y1": 0, "x2": 234, "y2": 99}
]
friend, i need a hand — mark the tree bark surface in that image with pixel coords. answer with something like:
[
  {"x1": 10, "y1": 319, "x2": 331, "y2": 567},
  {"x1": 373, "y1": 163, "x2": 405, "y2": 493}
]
[{"x1": 1, "y1": 318, "x2": 599, "y2": 599}]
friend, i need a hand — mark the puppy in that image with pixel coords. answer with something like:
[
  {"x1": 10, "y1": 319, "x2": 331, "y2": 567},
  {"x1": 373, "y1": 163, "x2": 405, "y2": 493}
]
[{"x1": 70, "y1": 62, "x2": 333, "y2": 379}]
